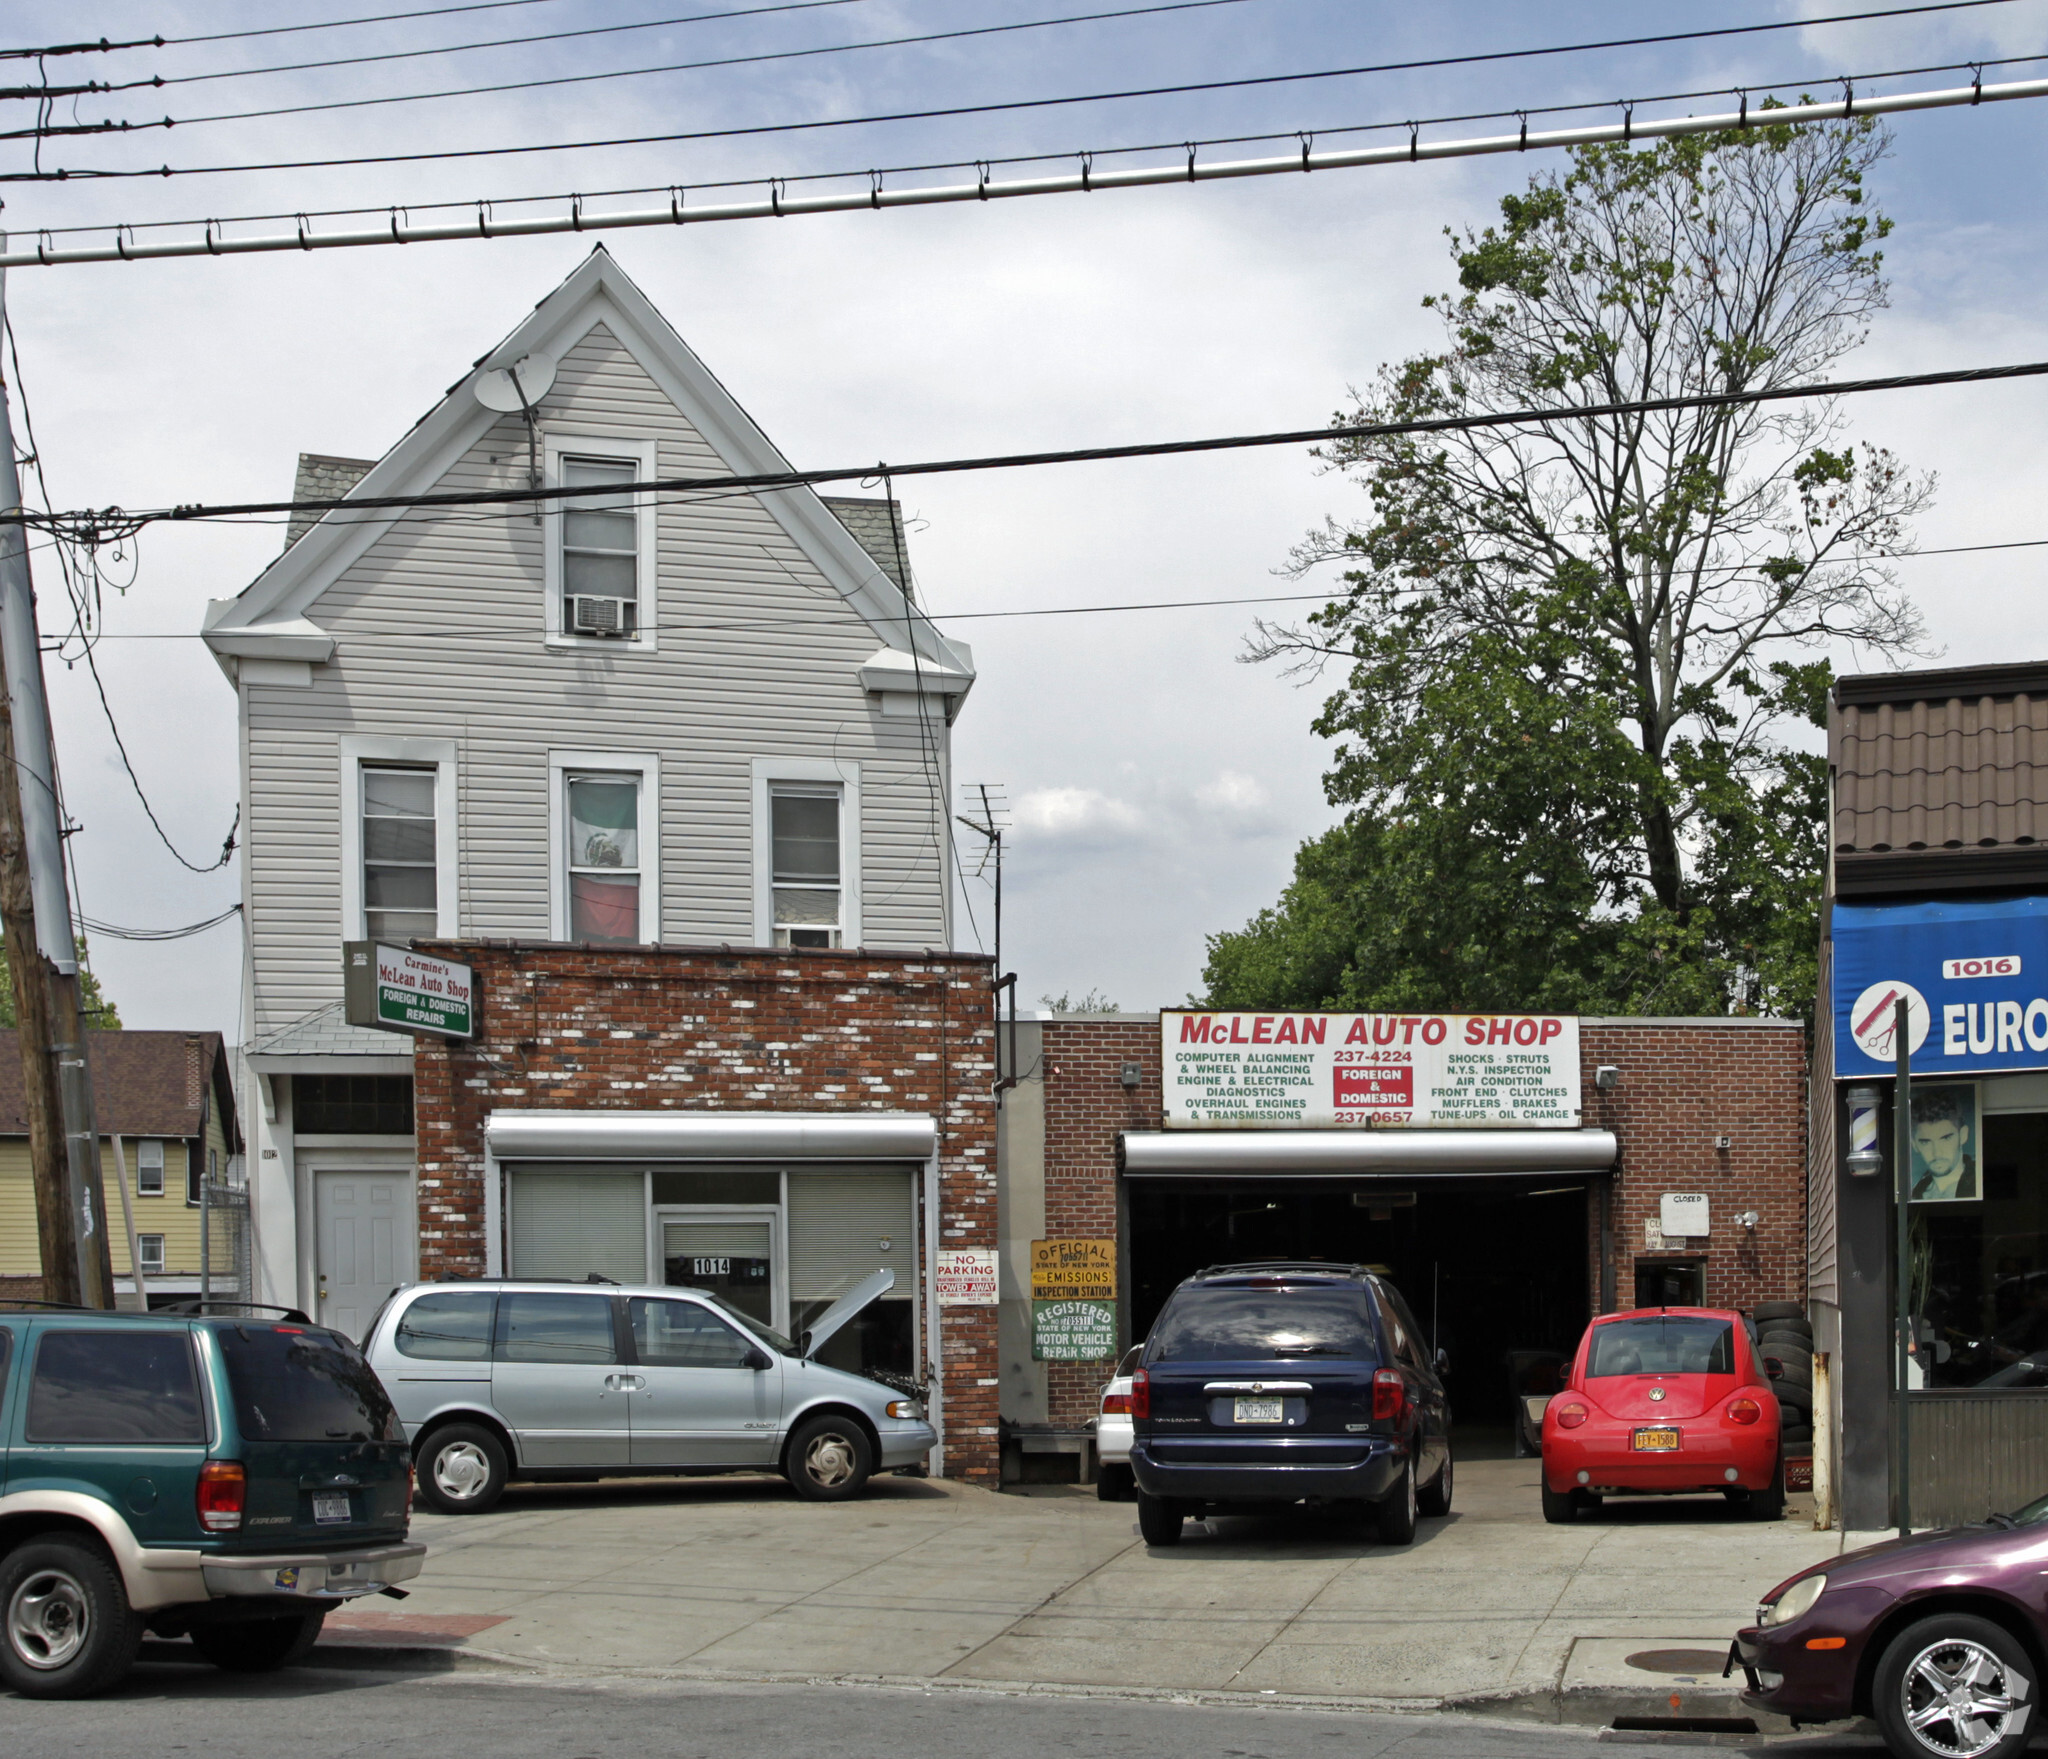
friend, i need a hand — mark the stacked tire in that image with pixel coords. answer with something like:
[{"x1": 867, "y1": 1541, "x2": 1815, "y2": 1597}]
[{"x1": 1754, "y1": 1301, "x2": 1815, "y2": 1457}]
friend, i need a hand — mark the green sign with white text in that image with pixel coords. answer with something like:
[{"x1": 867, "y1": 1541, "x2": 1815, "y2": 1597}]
[
  {"x1": 343, "y1": 942, "x2": 474, "y2": 1039},
  {"x1": 1031, "y1": 1298, "x2": 1118, "y2": 1362}
]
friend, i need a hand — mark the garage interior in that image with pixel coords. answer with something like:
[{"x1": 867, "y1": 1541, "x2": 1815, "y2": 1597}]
[{"x1": 1124, "y1": 1176, "x2": 1598, "y2": 1438}]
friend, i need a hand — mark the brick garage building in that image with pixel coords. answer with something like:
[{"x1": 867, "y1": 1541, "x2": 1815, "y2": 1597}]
[
  {"x1": 996, "y1": 1011, "x2": 1806, "y2": 1456},
  {"x1": 410, "y1": 940, "x2": 1000, "y2": 1481}
]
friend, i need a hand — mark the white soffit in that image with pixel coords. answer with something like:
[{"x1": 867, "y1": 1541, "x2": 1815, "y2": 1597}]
[
  {"x1": 486, "y1": 1109, "x2": 938, "y2": 1162},
  {"x1": 1119, "y1": 1129, "x2": 1619, "y2": 1176}
]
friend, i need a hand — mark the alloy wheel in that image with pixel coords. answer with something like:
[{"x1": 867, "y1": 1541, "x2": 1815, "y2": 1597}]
[
  {"x1": 1900, "y1": 1636, "x2": 2028, "y2": 1758},
  {"x1": 7, "y1": 1567, "x2": 90, "y2": 1671},
  {"x1": 433, "y1": 1440, "x2": 492, "y2": 1501},
  {"x1": 803, "y1": 1431, "x2": 857, "y2": 1488}
]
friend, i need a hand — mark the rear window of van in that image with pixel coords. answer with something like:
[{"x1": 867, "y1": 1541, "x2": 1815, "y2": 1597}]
[
  {"x1": 218, "y1": 1325, "x2": 399, "y2": 1443},
  {"x1": 1148, "y1": 1285, "x2": 1377, "y2": 1363}
]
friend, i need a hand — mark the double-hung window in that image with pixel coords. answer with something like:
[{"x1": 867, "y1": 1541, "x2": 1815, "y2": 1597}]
[
  {"x1": 361, "y1": 766, "x2": 438, "y2": 941},
  {"x1": 137, "y1": 1234, "x2": 165, "y2": 1274},
  {"x1": 552, "y1": 754, "x2": 657, "y2": 945},
  {"x1": 545, "y1": 436, "x2": 654, "y2": 648},
  {"x1": 771, "y1": 783, "x2": 842, "y2": 948},
  {"x1": 136, "y1": 1139, "x2": 165, "y2": 1198}
]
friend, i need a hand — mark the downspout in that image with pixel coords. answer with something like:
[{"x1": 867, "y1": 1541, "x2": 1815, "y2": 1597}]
[{"x1": 924, "y1": 1145, "x2": 945, "y2": 1476}]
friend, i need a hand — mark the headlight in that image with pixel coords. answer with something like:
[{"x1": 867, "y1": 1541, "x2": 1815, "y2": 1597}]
[
  {"x1": 885, "y1": 1400, "x2": 923, "y2": 1420},
  {"x1": 1760, "y1": 1573, "x2": 1827, "y2": 1627}
]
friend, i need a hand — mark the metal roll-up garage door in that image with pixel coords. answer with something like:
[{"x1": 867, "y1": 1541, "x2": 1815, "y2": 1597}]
[
  {"x1": 508, "y1": 1170, "x2": 645, "y2": 1284},
  {"x1": 786, "y1": 1169, "x2": 916, "y2": 1313}
]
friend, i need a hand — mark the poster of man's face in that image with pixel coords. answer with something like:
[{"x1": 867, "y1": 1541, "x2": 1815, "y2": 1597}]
[{"x1": 1910, "y1": 1085, "x2": 1980, "y2": 1204}]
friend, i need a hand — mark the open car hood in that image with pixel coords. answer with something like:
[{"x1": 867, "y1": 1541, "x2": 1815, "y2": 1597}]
[{"x1": 801, "y1": 1268, "x2": 895, "y2": 1357}]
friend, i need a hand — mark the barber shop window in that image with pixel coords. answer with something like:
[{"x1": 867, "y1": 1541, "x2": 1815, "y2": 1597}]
[
  {"x1": 770, "y1": 783, "x2": 841, "y2": 948},
  {"x1": 1897, "y1": 1088, "x2": 2048, "y2": 1390}
]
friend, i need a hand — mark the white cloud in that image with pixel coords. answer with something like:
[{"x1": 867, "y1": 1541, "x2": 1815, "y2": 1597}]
[{"x1": 1012, "y1": 786, "x2": 1145, "y2": 840}]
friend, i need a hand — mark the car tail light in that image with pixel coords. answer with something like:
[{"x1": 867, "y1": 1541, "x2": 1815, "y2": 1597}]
[
  {"x1": 1101, "y1": 1392, "x2": 1131, "y2": 1415},
  {"x1": 197, "y1": 1461, "x2": 246, "y2": 1533},
  {"x1": 1727, "y1": 1398, "x2": 1762, "y2": 1425},
  {"x1": 1129, "y1": 1369, "x2": 1150, "y2": 1420},
  {"x1": 1554, "y1": 1402, "x2": 1589, "y2": 1430},
  {"x1": 1372, "y1": 1368, "x2": 1404, "y2": 1422}
]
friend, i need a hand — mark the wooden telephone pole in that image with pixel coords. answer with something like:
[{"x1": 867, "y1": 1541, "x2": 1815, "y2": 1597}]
[{"x1": 0, "y1": 254, "x2": 111, "y2": 1308}]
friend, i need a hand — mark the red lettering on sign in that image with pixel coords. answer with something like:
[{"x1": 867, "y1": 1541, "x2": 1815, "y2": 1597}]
[
  {"x1": 1374, "y1": 1017, "x2": 1396, "y2": 1045},
  {"x1": 1464, "y1": 1018, "x2": 1487, "y2": 1045},
  {"x1": 1275, "y1": 1016, "x2": 1299, "y2": 1044},
  {"x1": 1345, "y1": 1018, "x2": 1371, "y2": 1044},
  {"x1": 1180, "y1": 1016, "x2": 1213, "y2": 1043},
  {"x1": 1301, "y1": 1018, "x2": 1327, "y2": 1044},
  {"x1": 1487, "y1": 1018, "x2": 1512, "y2": 1045},
  {"x1": 1539, "y1": 1018, "x2": 1562, "y2": 1043},
  {"x1": 1514, "y1": 1018, "x2": 1538, "y2": 1045},
  {"x1": 1252, "y1": 1017, "x2": 1274, "y2": 1044},
  {"x1": 1230, "y1": 1018, "x2": 1249, "y2": 1044},
  {"x1": 1421, "y1": 1017, "x2": 1447, "y2": 1045}
]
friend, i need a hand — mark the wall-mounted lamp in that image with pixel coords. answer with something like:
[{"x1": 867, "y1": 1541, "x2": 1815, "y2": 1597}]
[
  {"x1": 1714, "y1": 1134, "x2": 1734, "y2": 1151},
  {"x1": 1844, "y1": 1085, "x2": 1884, "y2": 1176},
  {"x1": 1735, "y1": 1210, "x2": 1760, "y2": 1230},
  {"x1": 1594, "y1": 1065, "x2": 1621, "y2": 1090}
]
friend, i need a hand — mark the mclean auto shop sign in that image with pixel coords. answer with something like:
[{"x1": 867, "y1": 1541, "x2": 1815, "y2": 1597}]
[
  {"x1": 1163, "y1": 1010, "x2": 1580, "y2": 1128},
  {"x1": 343, "y1": 942, "x2": 474, "y2": 1039},
  {"x1": 1834, "y1": 896, "x2": 2048, "y2": 1076}
]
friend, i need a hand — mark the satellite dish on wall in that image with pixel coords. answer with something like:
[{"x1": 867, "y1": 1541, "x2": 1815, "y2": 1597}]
[{"x1": 473, "y1": 351, "x2": 556, "y2": 413}]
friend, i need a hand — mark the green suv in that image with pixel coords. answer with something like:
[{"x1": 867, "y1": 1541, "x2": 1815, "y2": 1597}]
[{"x1": 0, "y1": 1301, "x2": 425, "y2": 1698}]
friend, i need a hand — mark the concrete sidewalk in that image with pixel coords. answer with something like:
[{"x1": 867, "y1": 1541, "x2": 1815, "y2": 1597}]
[{"x1": 327, "y1": 1458, "x2": 1842, "y2": 1720}]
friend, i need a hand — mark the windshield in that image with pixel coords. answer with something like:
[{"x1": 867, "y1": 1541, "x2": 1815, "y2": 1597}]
[
  {"x1": 700, "y1": 1290, "x2": 794, "y2": 1355},
  {"x1": 1588, "y1": 1317, "x2": 1734, "y2": 1377},
  {"x1": 218, "y1": 1323, "x2": 400, "y2": 1443},
  {"x1": 2004, "y1": 1491, "x2": 2048, "y2": 1526},
  {"x1": 1148, "y1": 1285, "x2": 1375, "y2": 1363}
]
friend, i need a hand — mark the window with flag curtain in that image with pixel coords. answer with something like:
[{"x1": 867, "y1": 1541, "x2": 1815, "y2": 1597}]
[
  {"x1": 362, "y1": 766, "x2": 436, "y2": 940},
  {"x1": 771, "y1": 783, "x2": 841, "y2": 948},
  {"x1": 567, "y1": 773, "x2": 642, "y2": 943}
]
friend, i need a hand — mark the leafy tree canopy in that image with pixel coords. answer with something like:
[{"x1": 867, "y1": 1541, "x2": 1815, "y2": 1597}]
[
  {"x1": 0, "y1": 940, "x2": 122, "y2": 1029},
  {"x1": 1206, "y1": 115, "x2": 1925, "y2": 1020}
]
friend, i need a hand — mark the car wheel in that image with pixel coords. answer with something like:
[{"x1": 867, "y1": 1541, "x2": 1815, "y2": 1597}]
[
  {"x1": 1418, "y1": 1447, "x2": 1454, "y2": 1518},
  {"x1": 0, "y1": 1536, "x2": 143, "y2": 1700},
  {"x1": 416, "y1": 1423, "x2": 509, "y2": 1514},
  {"x1": 188, "y1": 1612, "x2": 326, "y2": 1673},
  {"x1": 786, "y1": 1413, "x2": 873, "y2": 1501},
  {"x1": 1746, "y1": 1460, "x2": 1787, "y2": 1522},
  {"x1": 1095, "y1": 1463, "x2": 1135, "y2": 1503},
  {"x1": 1136, "y1": 1490, "x2": 1184, "y2": 1547},
  {"x1": 1375, "y1": 1457, "x2": 1418, "y2": 1545},
  {"x1": 1540, "y1": 1481, "x2": 1577, "y2": 1524},
  {"x1": 1874, "y1": 1613, "x2": 2037, "y2": 1759}
]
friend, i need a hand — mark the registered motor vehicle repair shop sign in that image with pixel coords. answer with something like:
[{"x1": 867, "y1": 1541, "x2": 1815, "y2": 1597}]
[{"x1": 1163, "y1": 1010, "x2": 1580, "y2": 1128}]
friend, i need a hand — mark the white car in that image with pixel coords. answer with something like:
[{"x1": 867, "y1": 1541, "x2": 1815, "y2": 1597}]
[{"x1": 1094, "y1": 1345, "x2": 1143, "y2": 1501}]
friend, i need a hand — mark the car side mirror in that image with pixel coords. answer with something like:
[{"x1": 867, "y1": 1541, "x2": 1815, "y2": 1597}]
[
  {"x1": 743, "y1": 1347, "x2": 773, "y2": 1372},
  {"x1": 1763, "y1": 1356, "x2": 1783, "y2": 1380},
  {"x1": 1435, "y1": 1347, "x2": 1450, "y2": 1375}
]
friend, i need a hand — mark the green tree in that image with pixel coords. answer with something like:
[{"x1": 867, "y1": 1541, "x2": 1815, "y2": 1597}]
[
  {"x1": 0, "y1": 939, "x2": 122, "y2": 1029},
  {"x1": 1209, "y1": 115, "x2": 1923, "y2": 1020}
]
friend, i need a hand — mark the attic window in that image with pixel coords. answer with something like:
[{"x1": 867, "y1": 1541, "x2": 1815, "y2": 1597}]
[{"x1": 544, "y1": 436, "x2": 654, "y2": 648}]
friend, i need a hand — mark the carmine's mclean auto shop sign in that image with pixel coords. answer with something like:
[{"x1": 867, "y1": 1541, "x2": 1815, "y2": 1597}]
[{"x1": 1162, "y1": 1011, "x2": 1581, "y2": 1129}]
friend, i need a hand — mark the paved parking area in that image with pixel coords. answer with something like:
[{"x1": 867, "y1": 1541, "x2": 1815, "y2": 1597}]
[{"x1": 327, "y1": 1457, "x2": 1842, "y2": 1714}]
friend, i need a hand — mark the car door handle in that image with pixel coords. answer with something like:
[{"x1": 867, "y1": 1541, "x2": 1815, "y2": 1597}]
[{"x1": 604, "y1": 1373, "x2": 646, "y2": 1392}]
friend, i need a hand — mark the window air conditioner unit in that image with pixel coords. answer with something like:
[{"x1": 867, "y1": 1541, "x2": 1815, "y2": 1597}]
[{"x1": 569, "y1": 595, "x2": 636, "y2": 637}]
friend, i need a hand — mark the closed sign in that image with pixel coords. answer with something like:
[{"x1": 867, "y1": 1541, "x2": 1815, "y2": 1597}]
[{"x1": 1660, "y1": 1193, "x2": 1710, "y2": 1237}]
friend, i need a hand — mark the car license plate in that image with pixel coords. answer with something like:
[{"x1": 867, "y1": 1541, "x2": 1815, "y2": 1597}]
[
  {"x1": 312, "y1": 1492, "x2": 352, "y2": 1525},
  {"x1": 1632, "y1": 1427, "x2": 1681, "y2": 1452},
  {"x1": 1233, "y1": 1397, "x2": 1284, "y2": 1424}
]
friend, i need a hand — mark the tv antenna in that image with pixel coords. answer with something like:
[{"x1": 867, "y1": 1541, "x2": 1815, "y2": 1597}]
[
  {"x1": 473, "y1": 351, "x2": 556, "y2": 523},
  {"x1": 956, "y1": 784, "x2": 1018, "y2": 1099}
]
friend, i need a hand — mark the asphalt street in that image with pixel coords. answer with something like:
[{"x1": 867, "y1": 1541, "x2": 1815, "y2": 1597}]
[{"x1": 3, "y1": 1660, "x2": 1886, "y2": 1759}]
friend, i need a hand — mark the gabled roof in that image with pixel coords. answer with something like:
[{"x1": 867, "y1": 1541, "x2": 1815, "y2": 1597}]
[
  {"x1": 202, "y1": 247, "x2": 974, "y2": 687},
  {"x1": 0, "y1": 1030, "x2": 239, "y2": 1147}
]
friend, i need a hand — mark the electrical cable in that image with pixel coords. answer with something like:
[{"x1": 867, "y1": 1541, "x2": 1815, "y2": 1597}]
[
  {"x1": 21, "y1": 0, "x2": 2029, "y2": 166},
  {"x1": 0, "y1": 35, "x2": 162, "y2": 63},
  {"x1": 167, "y1": 0, "x2": 565, "y2": 47},
  {"x1": 163, "y1": 0, "x2": 1251, "y2": 91},
  {"x1": 38, "y1": 352, "x2": 2048, "y2": 536},
  {"x1": 76, "y1": 904, "x2": 242, "y2": 941}
]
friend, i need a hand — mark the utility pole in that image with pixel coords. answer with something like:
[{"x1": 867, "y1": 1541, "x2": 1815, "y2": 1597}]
[{"x1": 0, "y1": 247, "x2": 111, "y2": 1307}]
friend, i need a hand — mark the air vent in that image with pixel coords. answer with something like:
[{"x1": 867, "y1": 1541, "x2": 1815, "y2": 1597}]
[{"x1": 569, "y1": 595, "x2": 635, "y2": 637}]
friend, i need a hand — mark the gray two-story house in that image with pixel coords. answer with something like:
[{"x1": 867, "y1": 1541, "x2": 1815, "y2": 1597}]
[{"x1": 203, "y1": 249, "x2": 984, "y2": 1396}]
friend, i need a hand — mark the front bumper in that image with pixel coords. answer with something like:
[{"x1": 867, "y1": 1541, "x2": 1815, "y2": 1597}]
[
  {"x1": 1131, "y1": 1437, "x2": 1403, "y2": 1505},
  {"x1": 200, "y1": 1541, "x2": 428, "y2": 1604},
  {"x1": 1728, "y1": 1623, "x2": 1864, "y2": 1722},
  {"x1": 877, "y1": 1421, "x2": 938, "y2": 1469}
]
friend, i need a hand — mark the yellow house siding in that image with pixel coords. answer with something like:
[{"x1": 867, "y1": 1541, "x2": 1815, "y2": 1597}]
[{"x1": 0, "y1": 1136, "x2": 231, "y2": 1278}]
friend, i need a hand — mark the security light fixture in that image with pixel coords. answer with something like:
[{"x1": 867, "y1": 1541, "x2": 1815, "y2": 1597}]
[
  {"x1": 1714, "y1": 1134, "x2": 1734, "y2": 1150},
  {"x1": 1594, "y1": 1065, "x2": 1621, "y2": 1090},
  {"x1": 1119, "y1": 1062, "x2": 1142, "y2": 1089},
  {"x1": 1736, "y1": 1210, "x2": 1761, "y2": 1230}
]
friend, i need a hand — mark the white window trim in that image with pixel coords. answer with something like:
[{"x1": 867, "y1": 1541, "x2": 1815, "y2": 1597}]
[
  {"x1": 542, "y1": 431, "x2": 659, "y2": 652},
  {"x1": 339, "y1": 735, "x2": 460, "y2": 942},
  {"x1": 137, "y1": 1233, "x2": 166, "y2": 1273},
  {"x1": 752, "y1": 757, "x2": 861, "y2": 949},
  {"x1": 136, "y1": 1138, "x2": 166, "y2": 1199},
  {"x1": 549, "y1": 749, "x2": 661, "y2": 943}
]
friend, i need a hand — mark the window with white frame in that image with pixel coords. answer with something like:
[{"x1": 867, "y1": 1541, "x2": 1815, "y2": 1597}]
[
  {"x1": 137, "y1": 1234, "x2": 165, "y2": 1273},
  {"x1": 137, "y1": 1139, "x2": 165, "y2": 1198},
  {"x1": 361, "y1": 765, "x2": 438, "y2": 941},
  {"x1": 565, "y1": 771, "x2": 645, "y2": 944},
  {"x1": 771, "y1": 783, "x2": 843, "y2": 948},
  {"x1": 560, "y1": 456, "x2": 640, "y2": 638}
]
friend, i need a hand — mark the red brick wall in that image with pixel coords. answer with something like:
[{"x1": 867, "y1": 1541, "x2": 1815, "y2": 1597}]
[
  {"x1": 1035, "y1": 1015, "x2": 1807, "y2": 1426},
  {"x1": 410, "y1": 941, "x2": 999, "y2": 1481}
]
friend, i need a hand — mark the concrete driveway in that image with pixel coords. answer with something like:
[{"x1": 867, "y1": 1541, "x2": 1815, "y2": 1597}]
[{"x1": 321, "y1": 1456, "x2": 1845, "y2": 1719}]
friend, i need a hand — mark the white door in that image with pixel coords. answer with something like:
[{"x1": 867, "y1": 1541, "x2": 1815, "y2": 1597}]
[{"x1": 316, "y1": 1170, "x2": 417, "y2": 1340}]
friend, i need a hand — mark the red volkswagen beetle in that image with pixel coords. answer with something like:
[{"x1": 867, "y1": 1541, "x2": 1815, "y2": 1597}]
[{"x1": 1541, "y1": 1307, "x2": 1784, "y2": 1522}]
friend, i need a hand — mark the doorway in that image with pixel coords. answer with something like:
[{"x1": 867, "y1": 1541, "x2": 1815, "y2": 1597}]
[
  {"x1": 1124, "y1": 1178, "x2": 1592, "y2": 1431},
  {"x1": 314, "y1": 1169, "x2": 417, "y2": 1340},
  {"x1": 1634, "y1": 1258, "x2": 1706, "y2": 1308},
  {"x1": 653, "y1": 1206, "x2": 784, "y2": 1333}
]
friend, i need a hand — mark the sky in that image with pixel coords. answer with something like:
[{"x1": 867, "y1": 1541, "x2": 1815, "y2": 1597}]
[{"x1": 6, "y1": 0, "x2": 2048, "y2": 1032}]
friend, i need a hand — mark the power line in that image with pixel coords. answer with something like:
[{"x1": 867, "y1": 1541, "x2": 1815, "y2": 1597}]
[
  {"x1": 0, "y1": 35, "x2": 163, "y2": 63},
  {"x1": 166, "y1": 0, "x2": 565, "y2": 47},
  {"x1": 12, "y1": 60, "x2": 2043, "y2": 262},
  {"x1": 38, "y1": 351, "x2": 2048, "y2": 536},
  {"x1": 20, "y1": 0, "x2": 2030, "y2": 169},
  {"x1": 77, "y1": 904, "x2": 241, "y2": 941}
]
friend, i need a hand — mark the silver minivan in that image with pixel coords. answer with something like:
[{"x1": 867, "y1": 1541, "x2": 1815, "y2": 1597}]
[{"x1": 362, "y1": 1271, "x2": 935, "y2": 1511}]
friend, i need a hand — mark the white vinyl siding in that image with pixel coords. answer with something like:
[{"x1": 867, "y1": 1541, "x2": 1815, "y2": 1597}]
[
  {"x1": 507, "y1": 1171, "x2": 645, "y2": 1284},
  {"x1": 239, "y1": 322, "x2": 950, "y2": 1032}
]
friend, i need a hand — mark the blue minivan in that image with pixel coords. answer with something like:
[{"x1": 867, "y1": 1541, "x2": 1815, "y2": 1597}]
[
  {"x1": 1128, "y1": 1262, "x2": 1453, "y2": 1546},
  {"x1": 0, "y1": 1302, "x2": 425, "y2": 1698}
]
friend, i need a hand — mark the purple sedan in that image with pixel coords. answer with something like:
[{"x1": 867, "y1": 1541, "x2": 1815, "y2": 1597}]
[{"x1": 1731, "y1": 1494, "x2": 2048, "y2": 1759}]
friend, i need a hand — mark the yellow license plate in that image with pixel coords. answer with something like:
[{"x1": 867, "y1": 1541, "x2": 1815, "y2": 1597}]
[{"x1": 1632, "y1": 1427, "x2": 1681, "y2": 1452}]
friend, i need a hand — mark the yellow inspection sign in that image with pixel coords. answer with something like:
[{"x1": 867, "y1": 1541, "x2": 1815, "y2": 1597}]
[{"x1": 1030, "y1": 1238, "x2": 1117, "y2": 1299}]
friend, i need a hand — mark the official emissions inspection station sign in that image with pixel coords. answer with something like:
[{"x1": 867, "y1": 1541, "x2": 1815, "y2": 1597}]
[
  {"x1": 1163, "y1": 1010, "x2": 1579, "y2": 1128},
  {"x1": 343, "y1": 942, "x2": 474, "y2": 1039}
]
